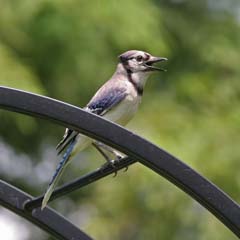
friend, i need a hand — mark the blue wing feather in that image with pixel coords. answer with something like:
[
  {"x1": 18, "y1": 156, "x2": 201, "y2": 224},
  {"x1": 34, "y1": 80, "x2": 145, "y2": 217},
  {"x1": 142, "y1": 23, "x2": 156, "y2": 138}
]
[
  {"x1": 41, "y1": 138, "x2": 76, "y2": 209},
  {"x1": 87, "y1": 87, "x2": 127, "y2": 115},
  {"x1": 55, "y1": 86, "x2": 126, "y2": 154}
]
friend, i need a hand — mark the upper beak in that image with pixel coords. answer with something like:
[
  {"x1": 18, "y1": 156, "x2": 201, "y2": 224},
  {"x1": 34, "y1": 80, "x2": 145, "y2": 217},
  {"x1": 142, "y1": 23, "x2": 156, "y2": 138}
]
[{"x1": 145, "y1": 56, "x2": 168, "y2": 71}]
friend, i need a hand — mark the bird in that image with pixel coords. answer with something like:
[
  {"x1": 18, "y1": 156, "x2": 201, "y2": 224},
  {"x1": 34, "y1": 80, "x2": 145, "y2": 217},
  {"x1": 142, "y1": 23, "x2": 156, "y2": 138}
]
[{"x1": 41, "y1": 50, "x2": 167, "y2": 209}]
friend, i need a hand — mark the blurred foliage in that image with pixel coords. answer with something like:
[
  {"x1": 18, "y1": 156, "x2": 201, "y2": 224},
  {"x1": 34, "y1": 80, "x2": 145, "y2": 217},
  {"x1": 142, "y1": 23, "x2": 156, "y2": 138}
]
[{"x1": 0, "y1": 0, "x2": 240, "y2": 239}]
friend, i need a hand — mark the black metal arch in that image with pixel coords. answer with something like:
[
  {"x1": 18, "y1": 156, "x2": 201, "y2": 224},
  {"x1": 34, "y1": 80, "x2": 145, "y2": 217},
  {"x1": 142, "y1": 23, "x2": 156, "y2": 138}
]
[
  {"x1": 0, "y1": 180, "x2": 92, "y2": 240},
  {"x1": 0, "y1": 86, "x2": 240, "y2": 239}
]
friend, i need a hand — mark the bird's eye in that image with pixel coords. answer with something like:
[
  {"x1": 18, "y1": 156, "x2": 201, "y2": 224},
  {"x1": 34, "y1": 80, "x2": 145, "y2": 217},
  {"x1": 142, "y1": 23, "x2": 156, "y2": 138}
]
[{"x1": 136, "y1": 55, "x2": 143, "y2": 62}]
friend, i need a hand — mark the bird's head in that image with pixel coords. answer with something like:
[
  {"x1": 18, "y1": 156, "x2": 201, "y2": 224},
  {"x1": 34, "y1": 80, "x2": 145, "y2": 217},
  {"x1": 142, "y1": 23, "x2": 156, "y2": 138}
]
[{"x1": 119, "y1": 50, "x2": 167, "y2": 73}]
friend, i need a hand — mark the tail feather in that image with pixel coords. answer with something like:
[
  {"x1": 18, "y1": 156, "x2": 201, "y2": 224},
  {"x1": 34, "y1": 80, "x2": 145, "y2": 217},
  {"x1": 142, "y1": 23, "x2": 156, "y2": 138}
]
[{"x1": 41, "y1": 140, "x2": 75, "y2": 210}]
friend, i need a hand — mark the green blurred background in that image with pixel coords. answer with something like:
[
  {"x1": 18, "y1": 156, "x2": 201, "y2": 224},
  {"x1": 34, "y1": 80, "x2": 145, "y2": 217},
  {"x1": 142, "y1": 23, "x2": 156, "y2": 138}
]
[{"x1": 0, "y1": 0, "x2": 240, "y2": 239}]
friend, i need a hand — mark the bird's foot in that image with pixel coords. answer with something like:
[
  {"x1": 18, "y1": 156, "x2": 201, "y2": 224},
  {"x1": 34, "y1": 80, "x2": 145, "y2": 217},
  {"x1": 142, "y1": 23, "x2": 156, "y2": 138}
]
[
  {"x1": 116, "y1": 155, "x2": 129, "y2": 173},
  {"x1": 110, "y1": 155, "x2": 130, "y2": 176},
  {"x1": 100, "y1": 155, "x2": 124, "y2": 177},
  {"x1": 109, "y1": 160, "x2": 118, "y2": 177},
  {"x1": 110, "y1": 155, "x2": 123, "y2": 177}
]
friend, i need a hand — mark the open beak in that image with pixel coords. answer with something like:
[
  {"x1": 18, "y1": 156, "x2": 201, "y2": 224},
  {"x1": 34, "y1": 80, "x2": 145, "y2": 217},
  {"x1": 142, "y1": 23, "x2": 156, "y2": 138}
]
[{"x1": 144, "y1": 56, "x2": 168, "y2": 72}]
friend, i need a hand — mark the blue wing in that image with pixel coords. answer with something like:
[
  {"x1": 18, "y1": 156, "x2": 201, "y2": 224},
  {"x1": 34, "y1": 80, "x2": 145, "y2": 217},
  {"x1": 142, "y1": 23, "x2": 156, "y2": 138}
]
[
  {"x1": 87, "y1": 87, "x2": 127, "y2": 115},
  {"x1": 56, "y1": 86, "x2": 127, "y2": 154}
]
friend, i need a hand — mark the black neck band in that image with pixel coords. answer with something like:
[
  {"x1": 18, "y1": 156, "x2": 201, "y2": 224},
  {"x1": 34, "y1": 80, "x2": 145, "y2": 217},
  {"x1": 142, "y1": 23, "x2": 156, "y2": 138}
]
[{"x1": 121, "y1": 63, "x2": 143, "y2": 96}]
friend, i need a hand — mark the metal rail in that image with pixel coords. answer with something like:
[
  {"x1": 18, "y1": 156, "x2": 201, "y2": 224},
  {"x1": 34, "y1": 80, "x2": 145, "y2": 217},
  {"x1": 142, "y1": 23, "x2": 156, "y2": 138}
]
[
  {"x1": 24, "y1": 157, "x2": 136, "y2": 210},
  {"x1": 0, "y1": 180, "x2": 92, "y2": 240},
  {"x1": 0, "y1": 86, "x2": 240, "y2": 238}
]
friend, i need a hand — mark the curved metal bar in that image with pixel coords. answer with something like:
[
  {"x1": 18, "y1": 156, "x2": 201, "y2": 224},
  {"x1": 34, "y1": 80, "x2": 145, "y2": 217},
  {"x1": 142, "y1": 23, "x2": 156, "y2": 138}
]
[
  {"x1": 0, "y1": 86, "x2": 240, "y2": 237},
  {"x1": 24, "y1": 157, "x2": 136, "y2": 210},
  {"x1": 0, "y1": 180, "x2": 93, "y2": 240}
]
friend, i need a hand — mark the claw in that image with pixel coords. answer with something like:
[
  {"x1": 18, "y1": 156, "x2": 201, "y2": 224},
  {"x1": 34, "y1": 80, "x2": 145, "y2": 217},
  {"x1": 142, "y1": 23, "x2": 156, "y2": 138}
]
[
  {"x1": 100, "y1": 155, "x2": 126, "y2": 177},
  {"x1": 109, "y1": 160, "x2": 118, "y2": 177},
  {"x1": 115, "y1": 155, "x2": 129, "y2": 173},
  {"x1": 123, "y1": 166, "x2": 128, "y2": 172}
]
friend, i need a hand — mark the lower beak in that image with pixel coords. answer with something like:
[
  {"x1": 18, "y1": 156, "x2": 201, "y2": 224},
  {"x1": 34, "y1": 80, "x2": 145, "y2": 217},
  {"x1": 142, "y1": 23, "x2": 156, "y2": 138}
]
[{"x1": 145, "y1": 56, "x2": 168, "y2": 71}]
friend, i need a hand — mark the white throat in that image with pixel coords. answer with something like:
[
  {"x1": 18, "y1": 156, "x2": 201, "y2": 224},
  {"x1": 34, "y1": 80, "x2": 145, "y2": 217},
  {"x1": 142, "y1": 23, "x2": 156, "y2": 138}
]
[{"x1": 131, "y1": 71, "x2": 151, "y2": 89}]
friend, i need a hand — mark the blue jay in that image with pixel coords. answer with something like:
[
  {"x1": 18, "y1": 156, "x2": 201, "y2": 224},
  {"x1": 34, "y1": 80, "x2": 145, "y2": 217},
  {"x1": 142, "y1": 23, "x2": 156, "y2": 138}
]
[{"x1": 41, "y1": 50, "x2": 167, "y2": 209}]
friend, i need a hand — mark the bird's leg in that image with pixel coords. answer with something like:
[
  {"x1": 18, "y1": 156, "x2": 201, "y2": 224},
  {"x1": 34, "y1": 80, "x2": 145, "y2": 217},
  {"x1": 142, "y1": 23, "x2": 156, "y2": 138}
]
[
  {"x1": 94, "y1": 141, "x2": 125, "y2": 161},
  {"x1": 92, "y1": 142, "x2": 112, "y2": 162},
  {"x1": 92, "y1": 141, "x2": 127, "y2": 176},
  {"x1": 92, "y1": 142, "x2": 118, "y2": 176}
]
